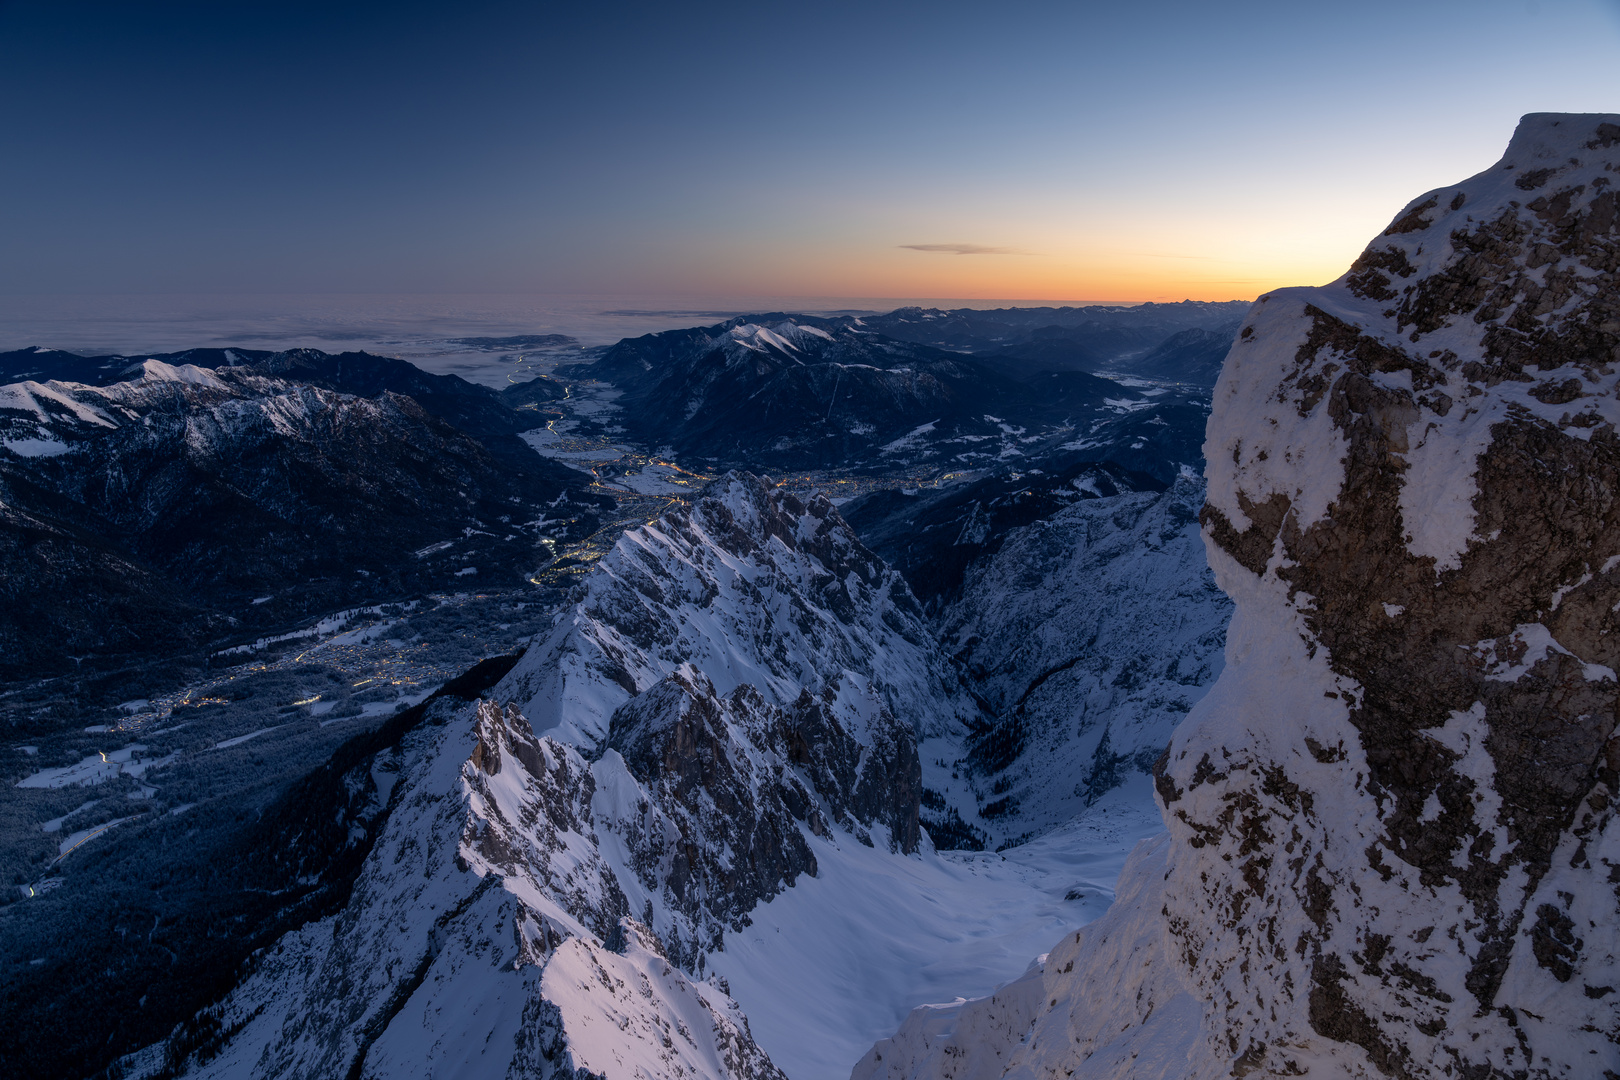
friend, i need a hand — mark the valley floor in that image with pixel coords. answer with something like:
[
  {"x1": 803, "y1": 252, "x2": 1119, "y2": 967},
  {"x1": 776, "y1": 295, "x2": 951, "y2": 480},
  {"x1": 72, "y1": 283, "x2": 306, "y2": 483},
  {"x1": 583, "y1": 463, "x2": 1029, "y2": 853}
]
[{"x1": 712, "y1": 779, "x2": 1163, "y2": 1080}]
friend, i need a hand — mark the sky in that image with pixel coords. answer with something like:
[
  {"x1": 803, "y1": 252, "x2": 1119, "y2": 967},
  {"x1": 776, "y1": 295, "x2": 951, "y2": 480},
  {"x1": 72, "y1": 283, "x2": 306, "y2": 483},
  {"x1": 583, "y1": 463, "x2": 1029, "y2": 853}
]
[{"x1": 2, "y1": 0, "x2": 1619, "y2": 305}]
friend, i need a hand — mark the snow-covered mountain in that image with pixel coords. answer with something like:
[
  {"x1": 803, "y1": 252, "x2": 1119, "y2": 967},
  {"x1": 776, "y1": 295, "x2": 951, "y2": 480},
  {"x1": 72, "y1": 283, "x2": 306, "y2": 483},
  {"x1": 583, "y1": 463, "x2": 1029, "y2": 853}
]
[
  {"x1": 940, "y1": 476, "x2": 1231, "y2": 842},
  {"x1": 862, "y1": 111, "x2": 1620, "y2": 1080},
  {"x1": 111, "y1": 472, "x2": 997, "y2": 1078},
  {"x1": 494, "y1": 473, "x2": 986, "y2": 838},
  {"x1": 859, "y1": 302, "x2": 1248, "y2": 370},
  {"x1": 1129, "y1": 325, "x2": 1241, "y2": 385},
  {"x1": 123, "y1": 694, "x2": 793, "y2": 1080},
  {"x1": 564, "y1": 316, "x2": 1205, "y2": 472},
  {"x1": 0, "y1": 357, "x2": 607, "y2": 681},
  {"x1": 5, "y1": 336, "x2": 1234, "y2": 1078}
]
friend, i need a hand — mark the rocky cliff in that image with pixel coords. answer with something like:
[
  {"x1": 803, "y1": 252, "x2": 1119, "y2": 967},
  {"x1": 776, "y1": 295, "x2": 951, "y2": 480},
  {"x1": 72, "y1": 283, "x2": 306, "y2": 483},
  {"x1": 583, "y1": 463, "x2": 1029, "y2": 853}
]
[{"x1": 859, "y1": 112, "x2": 1620, "y2": 1080}]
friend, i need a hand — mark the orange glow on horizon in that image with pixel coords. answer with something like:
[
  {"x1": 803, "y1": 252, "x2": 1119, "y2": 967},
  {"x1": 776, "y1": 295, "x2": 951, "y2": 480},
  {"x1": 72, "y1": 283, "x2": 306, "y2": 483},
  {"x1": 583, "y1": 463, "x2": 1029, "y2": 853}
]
[{"x1": 635, "y1": 212, "x2": 1381, "y2": 309}]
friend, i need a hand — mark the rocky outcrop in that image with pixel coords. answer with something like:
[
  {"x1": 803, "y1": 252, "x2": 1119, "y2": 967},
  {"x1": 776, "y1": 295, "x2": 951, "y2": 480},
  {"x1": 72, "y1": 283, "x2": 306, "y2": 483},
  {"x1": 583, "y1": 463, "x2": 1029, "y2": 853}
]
[
  {"x1": 861, "y1": 113, "x2": 1620, "y2": 1080},
  {"x1": 131, "y1": 695, "x2": 793, "y2": 1080},
  {"x1": 135, "y1": 465, "x2": 953, "y2": 1077},
  {"x1": 494, "y1": 470, "x2": 988, "y2": 850},
  {"x1": 602, "y1": 666, "x2": 921, "y2": 939},
  {"x1": 460, "y1": 700, "x2": 631, "y2": 941},
  {"x1": 153, "y1": 630, "x2": 926, "y2": 1076},
  {"x1": 1171, "y1": 111, "x2": 1620, "y2": 1079}
]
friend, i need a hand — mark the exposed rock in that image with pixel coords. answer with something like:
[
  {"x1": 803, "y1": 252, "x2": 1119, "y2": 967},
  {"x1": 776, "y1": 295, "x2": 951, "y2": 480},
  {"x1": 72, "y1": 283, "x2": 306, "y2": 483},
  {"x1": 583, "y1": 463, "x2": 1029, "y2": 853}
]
[
  {"x1": 130, "y1": 694, "x2": 793, "y2": 1080},
  {"x1": 1179, "y1": 112, "x2": 1620, "y2": 1077},
  {"x1": 862, "y1": 112, "x2": 1620, "y2": 1080},
  {"x1": 604, "y1": 666, "x2": 920, "y2": 933},
  {"x1": 494, "y1": 472, "x2": 983, "y2": 845}
]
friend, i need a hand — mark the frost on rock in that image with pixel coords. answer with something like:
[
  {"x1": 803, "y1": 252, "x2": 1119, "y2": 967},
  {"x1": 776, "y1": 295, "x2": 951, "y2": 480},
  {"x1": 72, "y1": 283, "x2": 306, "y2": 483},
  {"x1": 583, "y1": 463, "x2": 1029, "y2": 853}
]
[{"x1": 866, "y1": 113, "x2": 1620, "y2": 1080}]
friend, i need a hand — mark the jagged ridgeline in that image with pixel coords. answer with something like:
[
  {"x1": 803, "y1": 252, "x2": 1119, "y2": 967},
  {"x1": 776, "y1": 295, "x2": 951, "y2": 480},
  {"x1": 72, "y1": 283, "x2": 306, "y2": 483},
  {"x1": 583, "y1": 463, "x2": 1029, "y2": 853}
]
[
  {"x1": 75, "y1": 473, "x2": 964, "y2": 1078},
  {"x1": 862, "y1": 112, "x2": 1620, "y2": 1079}
]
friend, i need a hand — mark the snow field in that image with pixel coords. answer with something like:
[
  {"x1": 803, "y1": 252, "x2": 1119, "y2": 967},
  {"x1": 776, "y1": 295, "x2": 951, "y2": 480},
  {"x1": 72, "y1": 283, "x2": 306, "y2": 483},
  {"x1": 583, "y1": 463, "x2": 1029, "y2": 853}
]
[{"x1": 709, "y1": 780, "x2": 1164, "y2": 1080}]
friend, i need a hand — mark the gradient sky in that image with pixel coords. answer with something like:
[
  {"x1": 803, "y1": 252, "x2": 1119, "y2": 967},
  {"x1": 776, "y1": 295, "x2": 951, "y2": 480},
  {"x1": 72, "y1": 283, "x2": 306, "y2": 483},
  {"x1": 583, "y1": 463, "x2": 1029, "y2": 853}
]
[{"x1": 3, "y1": 0, "x2": 1619, "y2": 303}]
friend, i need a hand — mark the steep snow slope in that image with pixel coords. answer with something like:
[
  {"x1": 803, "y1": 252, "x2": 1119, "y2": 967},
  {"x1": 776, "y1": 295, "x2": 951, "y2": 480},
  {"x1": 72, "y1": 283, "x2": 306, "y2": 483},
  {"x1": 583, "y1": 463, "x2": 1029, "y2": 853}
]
[
  {"x1": 941, "y1": 476, "x2": 1231, "y2": 841},
  {"x1": 862, "y1": 111, "x2": 1620, "y2": 1080},
  {"x1": 850, "y1": 835, "x2": 1201, "y2": 1080},
  {"x1": 711, "y1": 784, "x2": 1164, "y2": 1080}
]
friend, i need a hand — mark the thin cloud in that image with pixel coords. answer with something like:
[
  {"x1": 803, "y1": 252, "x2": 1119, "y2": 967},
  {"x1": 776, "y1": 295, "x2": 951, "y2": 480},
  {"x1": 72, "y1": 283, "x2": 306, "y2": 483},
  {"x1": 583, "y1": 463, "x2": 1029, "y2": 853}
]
[{"x1": 899, "y1": 243, "x2": 1022, "y2": 256}]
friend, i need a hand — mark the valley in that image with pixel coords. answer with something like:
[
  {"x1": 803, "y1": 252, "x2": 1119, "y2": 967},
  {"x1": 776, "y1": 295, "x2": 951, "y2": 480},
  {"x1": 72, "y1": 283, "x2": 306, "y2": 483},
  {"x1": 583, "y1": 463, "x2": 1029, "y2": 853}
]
[{"x1": 0, "y1": 301, "x2": 1233, "y2": 1079}]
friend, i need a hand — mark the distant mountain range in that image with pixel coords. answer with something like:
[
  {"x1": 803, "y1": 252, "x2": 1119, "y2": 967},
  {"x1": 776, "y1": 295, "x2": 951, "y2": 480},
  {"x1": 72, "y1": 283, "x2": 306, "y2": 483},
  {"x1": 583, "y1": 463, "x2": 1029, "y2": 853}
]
[
  {"x1": 560, "y1": 307, "x2": 1238, "y2": 472},
  {"x1": 0, "y1": 300, "x2": 1241, "y2": 700},
  {"x1": 0, "y1": 347, "x2": 610, "y2": 694},
  {"x1": 860, "y1": 300, "x2": 1248, "y2": 375}
]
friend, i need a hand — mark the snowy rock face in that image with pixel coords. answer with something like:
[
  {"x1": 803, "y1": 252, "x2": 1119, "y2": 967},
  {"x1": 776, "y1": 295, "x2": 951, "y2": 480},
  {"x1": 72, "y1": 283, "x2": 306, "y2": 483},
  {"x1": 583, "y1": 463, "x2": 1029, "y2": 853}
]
[
  {"x1": 499, "y1": 472, "x2": 976, "y2": 751},
  {"x1": 606, "y1": 666, "x2": 921, "y2": 868},
  {"x1": 155, "y1": 475, "x2": 941, "y2": 1079},
  {"x1": 863, "y1": 113, "x2": 1620, "y2": 1080},
  {"x1": 152, "y1": 698, "x2": 793, "y2": 1080},
  {"x1": 942, "y1": 477, "x2": 1231, "y2": 840},
  {"x1": 464, "y1": 670, "x2": 920, "y2": 970},
  {"x1": 1165, "y1": 113, "x2": 1620, "y2": 1077}
]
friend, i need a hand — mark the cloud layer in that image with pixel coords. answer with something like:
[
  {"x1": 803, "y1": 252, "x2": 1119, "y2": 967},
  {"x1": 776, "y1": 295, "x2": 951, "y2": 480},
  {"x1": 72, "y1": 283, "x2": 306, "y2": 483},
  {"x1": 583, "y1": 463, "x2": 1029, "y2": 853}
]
[{"x1": 899, "y1": 243, "x2": 1020, "y2": 256}]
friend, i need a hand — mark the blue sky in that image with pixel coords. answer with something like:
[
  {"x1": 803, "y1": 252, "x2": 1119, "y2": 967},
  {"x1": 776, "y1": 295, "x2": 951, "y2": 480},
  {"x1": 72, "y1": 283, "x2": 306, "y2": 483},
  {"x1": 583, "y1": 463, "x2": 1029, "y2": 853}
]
[{"x1": 3, "y1": 0, "x2": 1618, "y2": 300}]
